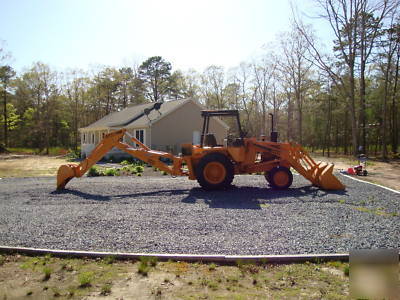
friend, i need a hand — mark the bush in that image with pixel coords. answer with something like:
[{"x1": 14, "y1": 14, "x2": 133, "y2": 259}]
[
  {"x1": 88, "y1": 166, "x2": 102, "y2": 177},
  {"x1": 128, "y1": 166, "x2": 137, "y2": 174},
  {"x1": 66, "y1": 149, "x2": 81, "y2": 161},
  {"x1": 105, "y1": 168, "x2": 117, "y2": 176},
  {"x1": 120, "y1": 160, "x2": 131, "y2": 166},
  {"x1": 135, "y1": 166, "x2": 144, "y2": 173}
]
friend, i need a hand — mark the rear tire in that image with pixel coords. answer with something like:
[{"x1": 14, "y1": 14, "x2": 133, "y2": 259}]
[
  {"x1": 195, "y1": 153, "x2": 234, "y2": 190},
  {"x1": 264, "y1": 171, "x2": 271, "y2": 183},
  {"x1": 268, "y1": 166, "x2": 293, "y2": 189}
]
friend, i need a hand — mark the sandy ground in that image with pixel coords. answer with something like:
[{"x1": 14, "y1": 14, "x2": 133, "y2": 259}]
[
  {"x1": 312, "y1": 154, "x2": 400, "y2": 191},
  {"x1": 0, "y1": 154, "x2": 69, "y2": 177}
]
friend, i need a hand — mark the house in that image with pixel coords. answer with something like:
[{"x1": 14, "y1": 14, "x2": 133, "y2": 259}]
[{"x1": 79, "y1": 98, "x2": 229, "y2": 158}]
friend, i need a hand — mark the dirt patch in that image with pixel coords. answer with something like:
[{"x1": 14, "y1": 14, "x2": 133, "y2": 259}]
[
  {"x1": 0, "y1": 254, "x2": 350, "y2": 299},
  {"x1": 312, "y1": 154, "x2": 400, "y2": 191},
  {"x1": 0, "y1": 155, "x2": 69, "y2": 178}
]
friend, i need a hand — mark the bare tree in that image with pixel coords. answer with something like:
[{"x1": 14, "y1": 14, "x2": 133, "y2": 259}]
[
  {"x1": 252, "y1": 56, "x2": 277, "y2": 135},
  {"x1": 295, "y1": 0, "x2": 398, "y2": 155},
  {"x1": 277, "y1": 25, "x2": 314, "y2": 143},
  {"x1": 200, "y1": 66, "x2": 226, "y2": 109}
]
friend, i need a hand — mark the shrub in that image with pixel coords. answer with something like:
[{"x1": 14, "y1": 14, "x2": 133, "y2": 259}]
[
  {"x1": 135, "y1": 166, "x2": 144, "y2": 173},
  {"x1": 66, "y1": 150, "x2": 81, "y2": 162},
  {"x1": 120, "y1": 160, "x2": 131, "y2": 166},
  {"x1": 128, "y1": 166, "x2": 137, "y2": 174},
  {"x1": 88, "y1": 166, "x2": 102, "y2": 177},
  {"x1": 105, "y1": 168, "x2": 117, "y2": 176}
]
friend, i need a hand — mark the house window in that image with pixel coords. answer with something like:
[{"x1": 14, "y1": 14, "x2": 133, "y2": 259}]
[
  {"x1": 83, "y1": 133, "x2": 86, "y2": 143},
  {"x1": 135, "y1": 129, "x2": 145, "y2": 146},
  {"x1": 92, "y1": 133, "x2": 95, "y2": 144}
]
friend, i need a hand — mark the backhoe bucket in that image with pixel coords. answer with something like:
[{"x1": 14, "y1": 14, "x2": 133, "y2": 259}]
[
  {"x1": 57, "y1": 164, "x2": 77, "y2": 190},
  {"x1": 313, "y1": 163, "x2": 345, "y2": 190}
]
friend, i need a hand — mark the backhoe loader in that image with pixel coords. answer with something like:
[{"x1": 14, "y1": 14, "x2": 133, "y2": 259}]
[{"x1": 57, "y1": 107, "x2": 345, "y2": 191}]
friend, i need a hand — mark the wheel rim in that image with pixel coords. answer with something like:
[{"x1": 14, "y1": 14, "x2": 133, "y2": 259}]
[
  {"x1": 203, "y1": 162, "x2": 226, "y2": 185},
  {"x1": 274, "y1": 170, "x2": 289, "y2": 187}
]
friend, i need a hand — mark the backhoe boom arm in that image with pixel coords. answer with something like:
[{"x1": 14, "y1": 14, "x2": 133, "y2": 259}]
[{"x1": 57, "y1": 129, "x2": 185, "y2": 190}]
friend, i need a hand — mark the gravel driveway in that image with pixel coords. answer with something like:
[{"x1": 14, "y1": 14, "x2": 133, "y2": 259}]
[{"x1": 0, "y1": 174, "x2": 399, "y2": 255}]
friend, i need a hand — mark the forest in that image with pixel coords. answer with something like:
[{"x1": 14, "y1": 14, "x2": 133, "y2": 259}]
[{"x1": 0, "y1": 0, "x2": 399, "y2": 158}]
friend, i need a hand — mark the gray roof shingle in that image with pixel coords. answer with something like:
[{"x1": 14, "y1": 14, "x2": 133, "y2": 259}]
[{"x1": 81, "y1": 98, "x2": 191, "y2": 130}]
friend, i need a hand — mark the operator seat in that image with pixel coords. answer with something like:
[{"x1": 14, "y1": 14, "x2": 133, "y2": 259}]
[{"x1": 204, "y1": 133, "x2": 217, "y2": 147}]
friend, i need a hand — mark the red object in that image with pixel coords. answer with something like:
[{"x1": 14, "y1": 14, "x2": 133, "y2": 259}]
[{"x1": 347, "y1": 167, "x2": 356, "y2": 175}]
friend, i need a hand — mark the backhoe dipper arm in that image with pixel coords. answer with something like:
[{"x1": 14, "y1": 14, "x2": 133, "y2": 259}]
[
  {"x1": 56, "y1": 129, "x2": 126, "y2": 190},
  {"x1": 57, "y1": 129, "x2": 187, "y2": 190}
]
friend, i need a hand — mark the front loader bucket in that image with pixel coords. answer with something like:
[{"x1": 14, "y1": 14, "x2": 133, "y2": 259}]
[
  {"x1": 313, "y1": 163, "x2": 345, "y2": 190},
  {"x1": 56, "y1": 164, "x2": 77, "y2": 190}
]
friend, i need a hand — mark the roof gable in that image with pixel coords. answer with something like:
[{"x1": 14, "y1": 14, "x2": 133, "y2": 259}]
[{"x1": 80, "y1": 98, "x2": 192, "y2": 131}]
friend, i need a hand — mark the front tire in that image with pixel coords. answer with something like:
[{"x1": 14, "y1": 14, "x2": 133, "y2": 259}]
[
  {"x1": 195, "y1": 153, "x2": 234, "y2": 190},
  {"x1": 268, "y1": 166, "x2": 293, "y2": 189}
]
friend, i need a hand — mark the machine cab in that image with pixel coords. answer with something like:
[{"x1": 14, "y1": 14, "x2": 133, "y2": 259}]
[{"x1": 200, "y1": 110, "x2": 246, "y2": 162}]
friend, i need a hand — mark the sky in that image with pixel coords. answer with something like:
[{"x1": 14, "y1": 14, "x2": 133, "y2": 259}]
[{"x1": 0, "y1": 0, "x2": 330, "y2": 74}]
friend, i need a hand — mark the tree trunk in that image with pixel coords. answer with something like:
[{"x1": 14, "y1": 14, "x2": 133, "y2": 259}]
[
  {"x1": 3, "y1": 87, "x2": 7, "y2": 147},
  {"x1": 287, "y1": 92, "x2": 293, "y2": 141},
  {"x1": 382, "y1": 54, "x2": 392, "y2": 159},
  {"x1": 392, "y1": 50, "x2": 399, "y2": 153},
  {"x1": 349, "y1": 69, "x2": 358, "y2": 156}
]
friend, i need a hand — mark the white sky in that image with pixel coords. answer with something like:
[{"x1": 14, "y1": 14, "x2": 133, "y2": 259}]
[{"x1": 0, "y1": 0, "x2": 331, "y2": 73}]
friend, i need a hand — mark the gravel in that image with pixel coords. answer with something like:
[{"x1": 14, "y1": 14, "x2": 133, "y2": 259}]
[{"x1": 0, "y1": 174, "x2": 399, "y2": 255}]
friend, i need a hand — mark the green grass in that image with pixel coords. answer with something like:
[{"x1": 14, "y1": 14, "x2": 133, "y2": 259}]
[
  {"x1": 208, "y1": 263, "x2": 217, "y2": 271},
  {"x1": 137, "y1": 261, "x2": 150, "y2": 276},
  {"x1": 42, "y1": 266, "x2": 52, "y2": 281},
  {"x1": 78, "y1": 271, "x2": 94, "y2": 288},
  {"x1": 7, "y1": 147, "x2": 72, "y2": 156},
  {"x1": 353, "y1": 206, "x2": 397, "y2": 217},
  {"x1": 137, "y1": 256, "x2": 158, "y2": 276},
  {"x1": 102, "y1": 255, "x2": 116, "y2": 265},
  {"x1": 7, "y1": 147, "x2": 38, "y2": 154},
  {"x1": 344, "y1": 266, "x2": 349, "y2": 276},
  {"x1": 100, "y1": 284, "x2": 112, "y2": 295}
]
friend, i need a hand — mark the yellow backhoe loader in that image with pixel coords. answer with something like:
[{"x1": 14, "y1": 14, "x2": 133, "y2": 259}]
[{"x1": 57, "y1": 107, "x2": 345, "y2": 191}]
